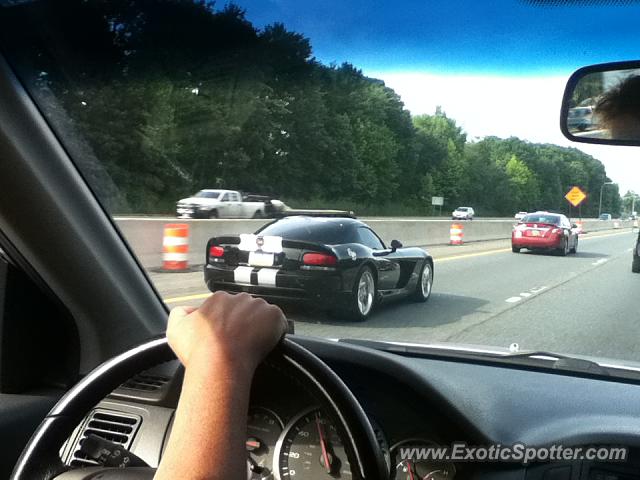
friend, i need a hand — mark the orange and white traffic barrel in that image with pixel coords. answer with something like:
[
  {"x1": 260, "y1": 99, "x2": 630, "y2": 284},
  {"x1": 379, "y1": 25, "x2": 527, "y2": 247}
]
[
  {"x1": 162, "y1": 223, "x2": 189, "y2": 271},
  {"x1": 449, "y1": 223, "x2": 464, "y2": 245}
]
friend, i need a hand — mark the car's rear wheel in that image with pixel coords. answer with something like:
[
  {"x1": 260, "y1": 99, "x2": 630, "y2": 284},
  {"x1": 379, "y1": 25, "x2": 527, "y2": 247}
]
[
  {"x1": 253, "y1": 210, "x2": 264, "y2": 219},
  {"x1": 411, "y1": 261, "x2": 433, "y2": 302},
  {"x1": 512, "y1": 246, "x2": 520, "y2": 253},
  {"x1": 557, "y1": 238, "x2": 569, "y2": 256},
  {"x1": 570, "y1": 238, "x2": 578, "y2": 254},
  {"x1": 346, "y1": 267, "x2": 376, "y2": 321}
]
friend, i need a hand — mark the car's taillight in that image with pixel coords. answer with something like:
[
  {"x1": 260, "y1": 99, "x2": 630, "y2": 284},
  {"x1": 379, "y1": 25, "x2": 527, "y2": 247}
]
[
  {"x1": 302, "y1": 252, "x2": 337, "y2": 266},
  {"x1": 209, "y1": 246, "x2": 225, "y2": 258},
  {"x1": 551, "y1": 228, "x2": 562, "y2": 234}
]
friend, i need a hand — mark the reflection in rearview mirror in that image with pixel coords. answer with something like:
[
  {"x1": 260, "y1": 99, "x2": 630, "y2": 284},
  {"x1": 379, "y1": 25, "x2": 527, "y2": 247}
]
[{"x1": 562, "y1": 62, "x2": 640, "y2": 145}]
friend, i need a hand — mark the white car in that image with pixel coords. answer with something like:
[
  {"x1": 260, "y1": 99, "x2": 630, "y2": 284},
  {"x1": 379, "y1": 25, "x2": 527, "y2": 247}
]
[
  {"x1": 452, "y1": 206, "x2": 475, "y2": 220},
  {"x1": 515, "y1": 211, "x2": 528, "y2": 221},
  {"x1": 176, "y1": 189, "x2": 284, "y2": 219}
]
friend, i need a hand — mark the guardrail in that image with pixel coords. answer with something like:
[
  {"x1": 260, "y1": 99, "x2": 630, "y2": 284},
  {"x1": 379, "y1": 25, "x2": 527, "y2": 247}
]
[{"x1": 114, "y1": 217, "x2": 633, "y2": 269}]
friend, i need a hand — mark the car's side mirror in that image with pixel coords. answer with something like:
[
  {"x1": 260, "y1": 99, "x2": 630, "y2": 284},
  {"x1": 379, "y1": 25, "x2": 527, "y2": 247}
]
[
  {"x1": 561, "y1": 60, "x2": 640, "y2": 146},
  {"x1": 390, "y1": 239, "x2": 403, "y2": 250}
]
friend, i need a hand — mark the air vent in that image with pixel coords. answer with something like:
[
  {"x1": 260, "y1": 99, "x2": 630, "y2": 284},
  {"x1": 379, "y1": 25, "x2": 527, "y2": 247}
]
[
  {"x1": 68, "y1": 410, "x2": 141, "y2": 468},
  {"x1": 120, "y1": 373, "x2": 171, "y2": 392}
]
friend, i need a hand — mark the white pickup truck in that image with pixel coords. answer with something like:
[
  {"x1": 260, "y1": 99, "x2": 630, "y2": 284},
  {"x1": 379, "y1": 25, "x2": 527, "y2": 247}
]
[{"x1": 176, "y1": 189, "x2": 286, "y2": 219}]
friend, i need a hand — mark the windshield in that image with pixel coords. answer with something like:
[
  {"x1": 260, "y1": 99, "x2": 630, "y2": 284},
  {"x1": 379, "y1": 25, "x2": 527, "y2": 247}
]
[
  {"x1": 258, "y1": 218, "x2": 355, "y2": 245},
  {"x1": 2, "y1": 0, "x2": 640, "y2": 368},
  {"x1": 569, "y1": 108, "x2": 592, "y2": 118},
  {"x1": 521, "y1": 214, "x2": 561, "y2": 225},
  {"x1": 193, "y1": 191, "x2": 222, "y2": 199}
]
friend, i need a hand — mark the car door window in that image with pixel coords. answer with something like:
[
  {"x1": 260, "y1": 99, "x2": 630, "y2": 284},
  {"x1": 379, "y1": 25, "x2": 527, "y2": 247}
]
[
  {"x1": 357, "y1": 228, "x2": 385, "y2": 250},
  {"x1": 221, "y1": 193, "x2": 230, "y2": 202}
]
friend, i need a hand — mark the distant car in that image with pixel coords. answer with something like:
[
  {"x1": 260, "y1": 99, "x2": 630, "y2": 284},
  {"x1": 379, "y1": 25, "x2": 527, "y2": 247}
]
[
  {"x1": 512, "y1": 212, "x2": 578, "y2": 255},
  {"x1": 567, "y1": 106, "x2": 594, "y2": 131},
  {"x1": 204, "y1": 216, "x2": 434, "y2": 321},
  {"x1": 452, "y1": 206, "x2": 474, "y2": 220},
  {"x1": 176, "y1": 189, "x2": 286, "y2": 219},
  {"x1": 514, "y1": 211, "x2": 528, "y2": 221},
  {"x1": 598, "y1": 213, "x2": 612, "y2": 221}
]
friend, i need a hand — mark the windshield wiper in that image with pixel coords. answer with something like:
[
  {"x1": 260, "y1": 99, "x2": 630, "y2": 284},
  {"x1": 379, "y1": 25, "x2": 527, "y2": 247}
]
[
  {"x1": 500, "y1": 351, "x2": 610, "y2": 375},
  {"x1": 337, "y1": 339, "x2": 611, "y2": 376}
]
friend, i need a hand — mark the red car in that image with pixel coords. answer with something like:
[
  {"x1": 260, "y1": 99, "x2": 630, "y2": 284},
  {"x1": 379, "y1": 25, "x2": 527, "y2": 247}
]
[{"x1": 512, "y1": 212, "x2": 579, "y2": 255}]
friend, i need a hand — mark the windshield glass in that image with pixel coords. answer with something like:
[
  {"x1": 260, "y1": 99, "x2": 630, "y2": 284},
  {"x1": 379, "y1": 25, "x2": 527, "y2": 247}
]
[
  {"x1": 258, "y1": 219, "x2": 355, "y2": 245},
  {"x1": 522, "y1": 214, "x2": 561, "y2": 225},
  {"x1": 2, "y1": 0, "x2": 640, "y2": 367},
  {"x1": 193, "y1": 191, "x2": 222, "y2": 199}
]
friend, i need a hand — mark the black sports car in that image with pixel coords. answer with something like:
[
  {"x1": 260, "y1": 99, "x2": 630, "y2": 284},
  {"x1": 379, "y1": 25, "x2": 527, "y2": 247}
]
[{"x1": 204, "y1": 216, "x2": 434, "y2": 320}]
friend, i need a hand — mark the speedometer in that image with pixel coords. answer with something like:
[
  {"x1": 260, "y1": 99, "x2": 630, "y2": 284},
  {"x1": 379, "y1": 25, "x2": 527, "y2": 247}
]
[
  {"x1": 274, "y1": 407, "x2": 352, "y2": 479},
  {"x1": 391, "y1": 439, "x2": 456, "y2": 480},
  {"x1": 247, "y1": 407, "x2": 283, "y2": 478}
]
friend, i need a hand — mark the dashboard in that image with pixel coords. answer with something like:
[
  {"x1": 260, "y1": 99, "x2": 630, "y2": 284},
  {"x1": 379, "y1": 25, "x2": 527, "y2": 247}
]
[{"x1": 60, "y1": 337, "x2": 640, "y2": 480}]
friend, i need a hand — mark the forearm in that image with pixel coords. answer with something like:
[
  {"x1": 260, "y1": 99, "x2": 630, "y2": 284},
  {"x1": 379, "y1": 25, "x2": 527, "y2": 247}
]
[{"x1": 155, "y1": 354, "x2": 253, "y2": 480}]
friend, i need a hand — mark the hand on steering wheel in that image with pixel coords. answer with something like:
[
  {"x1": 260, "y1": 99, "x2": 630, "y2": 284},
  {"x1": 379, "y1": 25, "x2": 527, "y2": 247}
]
[{"x1": 11, "y1": 293, "x2": 387, "y2": 480}]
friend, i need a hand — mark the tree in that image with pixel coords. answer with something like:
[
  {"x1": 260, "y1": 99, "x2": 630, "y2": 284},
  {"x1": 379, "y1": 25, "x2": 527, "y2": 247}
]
[
  {"x1": 623, "y1": 191, "x2": 640, "y2": 215},
  {"x1": 9, "y1": 0, "x2": 622, "y2": 215},
  {"x1": 505, "y1": 155, "x2": 539, "y2": 212}
]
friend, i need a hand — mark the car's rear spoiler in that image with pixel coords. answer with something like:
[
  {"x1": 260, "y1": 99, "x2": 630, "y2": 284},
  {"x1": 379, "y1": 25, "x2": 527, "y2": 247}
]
[{"x1": 273, "y1": 209, "x2": 356, "y2": 218}]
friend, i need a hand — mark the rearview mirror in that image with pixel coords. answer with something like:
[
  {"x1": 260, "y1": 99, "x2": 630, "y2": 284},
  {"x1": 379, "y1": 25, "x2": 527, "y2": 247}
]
[
  {"x1": 561, "y1": 60, "x2": 640, "y2": 146},
  {"x1": 390, "y1": 239, "x2": 403, "y2": 250}
]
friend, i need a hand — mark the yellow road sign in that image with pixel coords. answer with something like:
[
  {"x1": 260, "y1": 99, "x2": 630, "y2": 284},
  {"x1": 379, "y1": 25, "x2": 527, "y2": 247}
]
[{"x1": 565, "y1": 186, "x2": 587, "y2": 207}]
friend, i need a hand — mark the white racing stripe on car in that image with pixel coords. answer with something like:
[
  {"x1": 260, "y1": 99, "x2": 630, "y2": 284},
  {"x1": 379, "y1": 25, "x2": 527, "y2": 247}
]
[
  {"x1": 234, "y1": 266, "x2": 254, "y2": 284},
  {"x1": 257, "y1": 268, "x2": 278, "y2": 287},
  {"x1": 238, "y1": 234, "x2": 283, "y2": 253}
]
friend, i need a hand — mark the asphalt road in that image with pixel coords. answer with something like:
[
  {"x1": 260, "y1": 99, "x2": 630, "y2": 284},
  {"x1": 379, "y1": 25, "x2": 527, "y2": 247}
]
[{"x1": 152, "y1": 230, "x2": 640, "y2": 365}]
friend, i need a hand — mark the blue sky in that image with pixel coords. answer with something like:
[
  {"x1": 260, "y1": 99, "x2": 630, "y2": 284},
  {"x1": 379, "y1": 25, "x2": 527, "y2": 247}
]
[
  {"x1": 233, "y1": 1, "x2": 640, "y2": 193},
  {"x1": 238, "y1": 0, "x2": 640, "y2": 76}
]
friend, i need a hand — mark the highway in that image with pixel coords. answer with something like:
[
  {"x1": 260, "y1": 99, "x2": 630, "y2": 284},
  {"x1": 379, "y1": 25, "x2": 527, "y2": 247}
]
[{"x1": 152, "y1": 230, "x2": 640, "y2": 364}]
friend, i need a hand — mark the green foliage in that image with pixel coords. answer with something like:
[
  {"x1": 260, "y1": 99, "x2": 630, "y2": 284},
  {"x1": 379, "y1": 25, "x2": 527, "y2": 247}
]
[
  {"x1": 12, "y1": 0, "x2": 622, "y2": 217},
  {"x1": 571, "y1": 72, "x2": 604, "y2": 107}
]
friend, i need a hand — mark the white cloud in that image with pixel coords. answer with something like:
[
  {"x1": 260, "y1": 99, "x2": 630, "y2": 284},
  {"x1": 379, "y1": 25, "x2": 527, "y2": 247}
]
[{"x1": 368, "y1": 71, "x2": 640, "y2": 195}]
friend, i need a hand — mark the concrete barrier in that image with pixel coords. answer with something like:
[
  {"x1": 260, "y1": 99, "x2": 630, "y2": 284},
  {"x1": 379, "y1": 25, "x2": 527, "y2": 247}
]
[
  {"x1": 115, "y1": 217, "x2": 632, "y2": 269},
  {"x1": 116, "y1": 218, "x2": 269, "y2": 269}
]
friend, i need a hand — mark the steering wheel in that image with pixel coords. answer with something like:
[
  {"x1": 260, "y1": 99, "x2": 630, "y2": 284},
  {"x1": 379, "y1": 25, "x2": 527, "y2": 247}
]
[{"x1": 10, "y1": 336, "x2": 388, "y2": 480}]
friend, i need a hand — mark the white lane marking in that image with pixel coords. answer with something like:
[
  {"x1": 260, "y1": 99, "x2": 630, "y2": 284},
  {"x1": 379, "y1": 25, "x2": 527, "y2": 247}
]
[
  {"x1": 591, "y1": 258, "x2": 608, "y2": 266},
  {"x1": 505, "y1": 286, "x2": 548, "y2": 304},
  {"x1": 257, "y1": 268, "x2": 278, "y2": 286},
  {"x1": 233, "y1": 266, "x2": 253, "y2": 284}
]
